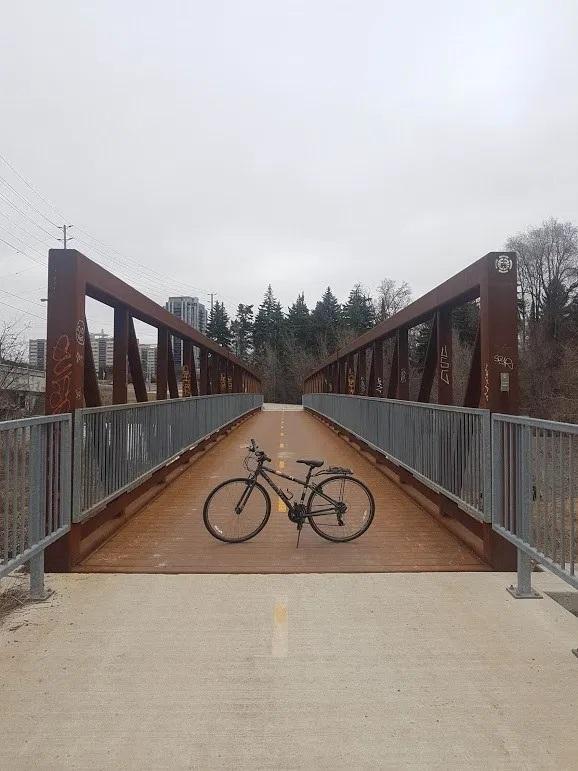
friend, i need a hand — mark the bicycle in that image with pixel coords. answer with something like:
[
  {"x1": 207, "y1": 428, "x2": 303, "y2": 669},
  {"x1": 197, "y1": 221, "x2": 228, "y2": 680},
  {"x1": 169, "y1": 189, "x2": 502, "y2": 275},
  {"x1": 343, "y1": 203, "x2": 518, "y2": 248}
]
[{"x1": 203, "y1": 438, "x2": 375, "y2": 545}]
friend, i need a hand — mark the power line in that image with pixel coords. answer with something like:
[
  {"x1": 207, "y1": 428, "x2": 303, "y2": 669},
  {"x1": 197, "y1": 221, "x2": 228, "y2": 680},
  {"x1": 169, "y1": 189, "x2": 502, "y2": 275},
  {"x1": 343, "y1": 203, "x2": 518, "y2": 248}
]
[
  {"x1": 0, "y1": 225, "x2": 47, "y2": 261},
  {"x1": 0, "y1": 296, "x2": 45, "y2": 320},
  {"x1": 0, "y1": 153, "x2": 67, "y2": 220},
  {"x1": 0, "y1": 286, "x2": 47, "y2": 309},
  {"x1": 0, "y1": 208, "x2": 54, "y2": 248},
  {"x1": 0, "y1": 189, "x2": 57, "y2": 240},
  {"x1": 0, "y1": 265, "x2": 40, "y2": 280},
  {"x1": 0, "y1": 152, "x2": 243, "y2": 308},
  {"x1": 0, "y1": 172, "x2": 60, "y2": 228},
  {"x1": 0, "y1": 228, "x2": 47, "y2": 267}
]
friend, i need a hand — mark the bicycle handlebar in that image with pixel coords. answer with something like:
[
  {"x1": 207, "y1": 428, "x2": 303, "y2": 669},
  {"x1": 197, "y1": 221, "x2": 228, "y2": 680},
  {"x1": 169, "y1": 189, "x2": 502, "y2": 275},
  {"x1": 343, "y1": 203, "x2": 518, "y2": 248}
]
[{"x1": 246, "y1": 438, "x2": 271, "y2": 463}]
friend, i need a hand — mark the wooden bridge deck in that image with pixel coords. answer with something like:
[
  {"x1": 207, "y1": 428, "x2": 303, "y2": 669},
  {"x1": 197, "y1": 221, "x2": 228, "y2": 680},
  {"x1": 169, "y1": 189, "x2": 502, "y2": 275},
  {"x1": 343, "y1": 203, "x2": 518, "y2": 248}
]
[{"x1": 79, "y1": 406, "x2": 487, "y2": 574}]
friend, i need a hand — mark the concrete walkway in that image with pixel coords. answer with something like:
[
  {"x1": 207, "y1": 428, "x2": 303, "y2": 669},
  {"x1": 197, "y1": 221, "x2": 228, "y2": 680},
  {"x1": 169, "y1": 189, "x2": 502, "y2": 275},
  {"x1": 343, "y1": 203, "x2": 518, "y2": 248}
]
[{"x1": 1, "y1": 571, "x2": 577, "y2": 769}]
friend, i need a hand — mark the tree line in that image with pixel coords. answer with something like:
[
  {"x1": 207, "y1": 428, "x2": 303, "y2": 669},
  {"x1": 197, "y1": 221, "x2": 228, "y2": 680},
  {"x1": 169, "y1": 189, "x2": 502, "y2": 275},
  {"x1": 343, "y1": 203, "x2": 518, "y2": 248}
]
[{"x1": 206, "y1": 280, "x2": 412, "y2": 403}]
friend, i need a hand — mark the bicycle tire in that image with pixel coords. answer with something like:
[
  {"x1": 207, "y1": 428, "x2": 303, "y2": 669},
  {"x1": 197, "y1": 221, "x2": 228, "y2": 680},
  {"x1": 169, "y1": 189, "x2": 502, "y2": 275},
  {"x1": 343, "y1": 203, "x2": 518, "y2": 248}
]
[
  {"x1": 306, "y1": 475, "x2": 375, "y2": 542},
  {"x1": 203, "y1": 478, "x2": 271, "y2": 543}
]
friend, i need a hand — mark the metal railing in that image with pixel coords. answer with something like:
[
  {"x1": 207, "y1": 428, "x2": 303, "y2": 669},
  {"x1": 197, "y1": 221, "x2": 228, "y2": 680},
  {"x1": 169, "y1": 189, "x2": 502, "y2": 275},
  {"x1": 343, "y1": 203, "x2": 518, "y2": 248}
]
[
  {"x1": 73, "y1": 393, "x2": 262, "y2": 523},
  {"x1": 0, "y1": 414, "x2": 71, "y2": 597},
  {"x1": 493, "y1": 414, "x2": 578, "y2": 596},
  {"x1": 303, "y1": 393, "x2": 491, "y2": 521}
]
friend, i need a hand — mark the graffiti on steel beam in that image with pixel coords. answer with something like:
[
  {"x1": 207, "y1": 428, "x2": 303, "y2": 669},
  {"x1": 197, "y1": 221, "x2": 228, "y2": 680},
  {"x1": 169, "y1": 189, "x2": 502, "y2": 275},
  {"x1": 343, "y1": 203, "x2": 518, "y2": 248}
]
[
  {"x1": 483, "y1": 362, "x2": 490, "y2": 402},
  {"x1": 49, "y1": 334, "x2": 73, "y2": 411},
  {"x1": 400, "y1": 368, "x2": 407, "y2": 384},
  {"x1": 347, "y1": 369, "x2": 355, "y2": 394},
  {"x1": 494, "y1": 354, "x2": 514, "y2": 370},
  {"x1": 182, "y1": 364, "x2": 191, "y2": 397},
  {"x1": 360, "y1": 377, "x2": 366, "y2": 395},
  {"x1": 439, "y1": 344, "x2": 451, "y2": 385},
  {"x1": 376, "y1": 376, "x2": 383, "y2": 396},
  {"x1": 75, "y1": 319, "x2": 85, "y2": 346}
]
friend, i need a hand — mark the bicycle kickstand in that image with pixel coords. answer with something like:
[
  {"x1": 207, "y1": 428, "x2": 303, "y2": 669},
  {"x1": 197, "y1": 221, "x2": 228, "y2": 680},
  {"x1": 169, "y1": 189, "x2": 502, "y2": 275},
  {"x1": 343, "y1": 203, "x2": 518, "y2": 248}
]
[{"x1": 296, "y1": 521, "x2": 303, "y2": 549}]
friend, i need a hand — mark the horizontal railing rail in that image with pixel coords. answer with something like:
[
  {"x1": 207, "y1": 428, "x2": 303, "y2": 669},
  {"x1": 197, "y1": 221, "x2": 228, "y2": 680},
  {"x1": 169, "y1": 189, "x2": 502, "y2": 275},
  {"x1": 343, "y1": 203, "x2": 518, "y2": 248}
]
[
  {"x1": 73, "y1": 393, "x2": 263, "y2": 523},
  {"x1": 303, "y1": 393, "x2": 491, "y2": 522},
  {"x1": 492, "y1": 414, "x2": 578, "y2": 594},
  {"x1": 0, "y1": 414, "x2": 71, "y2": 597}
]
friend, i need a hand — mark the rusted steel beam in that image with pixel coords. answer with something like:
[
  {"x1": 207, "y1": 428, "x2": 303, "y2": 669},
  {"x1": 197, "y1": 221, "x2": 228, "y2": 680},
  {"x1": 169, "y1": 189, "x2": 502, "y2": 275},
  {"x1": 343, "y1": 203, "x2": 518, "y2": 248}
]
[
  {"x1": 354, "y1": 353, "x2": 362, "y2": 394},
  {"x1": 464, "y1": 325, "x2": 481, "y2": 408},
  {"x1": 479, "y1": 252, "x2": 518, "y2": 413},
  {"x1": 346, "y1": 354, "x2": 355, "y2": 395},
  {"x1": 167, "y1": 340, "x2": 179, "y2": 398},
  {"x1": 199, "y1": 347, "x2": 209, "y2": 395},
  {"x1": 83, "y1": 317, "x2": 101, "y2": 408},
  {"x1": 417, "y1": 317, "x2": 437, "y2": 403},
  {"x1": 387, "y1": 340, "x2": 398, "y2": 398},
  {"x1": 46, "y1": 249, "x2": 260, "y2": 390},
  {"x1": 157, "y1": 327, "x2": 168, "y2": 400},
  {"x1": 113, "y1": 306, "x2": 129, "y2": 404},
  {"x1": 397, "y1": 328, "x2": 409, "y2": 400},
  {"x1": 128, "y1": 317, "x2": 148, "y2": 402},
  {"x1": 45, "y1": 250, "x2": 86, "y2": 414},
  {"x1": 305, "y1": 252, "x2": 515, "y2": 388},
  {"x1": 181, "y1": 340, "x2": 193, "y2": 397},
  {"x1": 437, "y1": 307, "x2": 453, "y2": 405},
  {"x1": 190, "y1": 347, "x2": 199, "y2": 395},
  {"x1": 369, "y1": 340, "x2": 384, "y2": 398}
]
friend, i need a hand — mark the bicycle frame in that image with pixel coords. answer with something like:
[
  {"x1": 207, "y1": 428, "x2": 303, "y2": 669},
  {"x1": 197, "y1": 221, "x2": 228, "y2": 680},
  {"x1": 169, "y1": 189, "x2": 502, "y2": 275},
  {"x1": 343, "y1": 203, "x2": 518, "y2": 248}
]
[{"x1": 243, "y1": 461, "x2": 346, "y2": 517}]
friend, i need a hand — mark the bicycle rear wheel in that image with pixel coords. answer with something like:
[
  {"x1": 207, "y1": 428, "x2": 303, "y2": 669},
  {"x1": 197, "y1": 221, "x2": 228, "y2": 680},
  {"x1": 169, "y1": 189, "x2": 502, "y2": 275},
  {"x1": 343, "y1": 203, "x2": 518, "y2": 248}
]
[
  {"x1": 203, "y1": 478, "x2": 271, "y2": 543},
  {"x1": 307, "y1": 475, "x2": 374, "y2": 542}
]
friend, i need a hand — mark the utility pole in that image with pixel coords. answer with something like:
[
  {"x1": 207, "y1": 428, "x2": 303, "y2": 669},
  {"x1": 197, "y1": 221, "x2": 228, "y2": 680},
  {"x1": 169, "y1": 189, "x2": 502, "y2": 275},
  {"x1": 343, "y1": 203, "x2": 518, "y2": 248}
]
[{"x1": 58, "y1": 224, "x2": 74, "y2": 248}]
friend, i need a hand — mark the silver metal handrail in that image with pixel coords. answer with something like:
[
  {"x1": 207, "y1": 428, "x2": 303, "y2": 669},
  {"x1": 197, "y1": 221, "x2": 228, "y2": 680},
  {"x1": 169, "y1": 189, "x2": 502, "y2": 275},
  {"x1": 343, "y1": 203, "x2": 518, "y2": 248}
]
[
  {"x1": 73, "y1": 393, "x2": 263, "y2": 523},
  {"x1": 303, "y1": 393, "x2": 491, "y2": 522},
  {"x1": 492, "y1": 413, "x2": 578, "y2": 597},
  {"x1": 0, "y1": 414, "x2": 71, "y2": 598}
]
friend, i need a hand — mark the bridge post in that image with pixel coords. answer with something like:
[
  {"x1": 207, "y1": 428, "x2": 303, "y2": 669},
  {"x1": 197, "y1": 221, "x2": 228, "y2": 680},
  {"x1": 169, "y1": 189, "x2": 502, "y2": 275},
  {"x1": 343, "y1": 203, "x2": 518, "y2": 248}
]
[
  {"x1": 397, "y1": 328, "x2": 409, "y2": 400},
  {"x1": 45, "y1": 250, "x2": 86, "y2": 415},
  {"x1": 199, "y1": 348, "x2": 209, "y2": 395},
  {"x1": 156, "y1": 327, "x2": 168, "y2": 400},
  {"x1": 437, "y1": 307, "x2": 453, "y2": 405},
  {"x1": 113, "y1": 306, "x2": 129, "y2": 404},
  {"x1": 479, "y1": 251, "x2": 519, "y2": 413}
]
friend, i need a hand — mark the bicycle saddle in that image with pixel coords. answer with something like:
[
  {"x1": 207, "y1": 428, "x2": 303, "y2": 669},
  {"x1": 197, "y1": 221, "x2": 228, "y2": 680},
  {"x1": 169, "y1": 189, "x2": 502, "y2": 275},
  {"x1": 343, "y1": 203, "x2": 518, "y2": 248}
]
[{"x1": 296, "y1": 458, "x2": 324, "y2": 468}]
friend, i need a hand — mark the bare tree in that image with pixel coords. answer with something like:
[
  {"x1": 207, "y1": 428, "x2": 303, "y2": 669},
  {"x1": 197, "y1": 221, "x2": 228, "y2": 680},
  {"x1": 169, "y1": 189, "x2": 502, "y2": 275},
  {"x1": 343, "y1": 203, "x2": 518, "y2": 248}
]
[
  {"x1": 0, "y1": 320, "x2": 28, "y2": 419},
  {"x1": 506, "y1": 217, "x2": 578, "y2": 327},
  {"x1": 374, "y1": 278, "x2": 412, "y2": 321}
]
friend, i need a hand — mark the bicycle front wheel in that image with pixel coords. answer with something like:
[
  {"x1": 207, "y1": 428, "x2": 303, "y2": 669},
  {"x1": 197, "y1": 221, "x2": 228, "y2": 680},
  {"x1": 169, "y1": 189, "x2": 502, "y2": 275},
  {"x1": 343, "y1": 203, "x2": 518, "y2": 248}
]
[
  {"x1": 203, "y1": 478, "x2": 271, "y2": 543},
  {"x1": 307, "y1": 475, "x2": 375, "y2": 542}
]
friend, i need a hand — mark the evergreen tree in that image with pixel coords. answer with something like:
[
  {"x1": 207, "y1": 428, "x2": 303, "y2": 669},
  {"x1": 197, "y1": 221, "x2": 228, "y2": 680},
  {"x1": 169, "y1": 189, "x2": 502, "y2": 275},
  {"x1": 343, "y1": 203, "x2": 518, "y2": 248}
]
[
  {"x1": 286, "y1": 293, "x2": 311, "y2": 351},
  {"x1": 253, "y1": 285, "x2": 285, "y2": 354},
  {"x1": 341, "y1": 284, "x2": 375, "y2": 334},
  {"x1": 206, "y1": 300, "x2": 232, "y2": 348},
  {"x1": 231, "y1": 304, "x2": 254, "y2": 359},
  {"x1": 311, "y1": 287, "x2": 342, "y2": 352}
]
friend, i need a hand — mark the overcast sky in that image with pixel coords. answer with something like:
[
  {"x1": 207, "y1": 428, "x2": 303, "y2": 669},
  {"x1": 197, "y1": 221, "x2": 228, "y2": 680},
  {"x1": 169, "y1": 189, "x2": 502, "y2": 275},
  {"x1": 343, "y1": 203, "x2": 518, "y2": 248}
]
[{"x1": 1, "y1": 0, "x2": 578, "y2": 344}]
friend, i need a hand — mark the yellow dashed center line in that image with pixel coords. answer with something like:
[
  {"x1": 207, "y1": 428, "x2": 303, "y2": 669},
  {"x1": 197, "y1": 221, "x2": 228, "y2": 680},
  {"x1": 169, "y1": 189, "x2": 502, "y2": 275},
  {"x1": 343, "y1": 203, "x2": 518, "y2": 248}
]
[
  {"x1": 278, "y1": 460, "x2": 285, "y2": 469},
  {"x1": 277, "y1": 497, "x2": 286, "y2": 512},
  {"x1": 279, "y1": 443, "x2": 284, "y2": 449}
]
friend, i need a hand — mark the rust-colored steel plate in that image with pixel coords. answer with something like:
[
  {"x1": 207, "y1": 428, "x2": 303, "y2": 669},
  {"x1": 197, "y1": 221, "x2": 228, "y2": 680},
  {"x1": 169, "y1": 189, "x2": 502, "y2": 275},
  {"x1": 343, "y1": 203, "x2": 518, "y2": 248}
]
[{"x1": 78, "y1": 409, "x2": 488, "y2": 574}]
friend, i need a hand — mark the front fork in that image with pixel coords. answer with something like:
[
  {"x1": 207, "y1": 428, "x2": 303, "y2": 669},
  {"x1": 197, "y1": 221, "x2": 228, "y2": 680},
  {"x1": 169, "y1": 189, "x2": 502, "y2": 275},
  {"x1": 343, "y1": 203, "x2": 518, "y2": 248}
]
[{"x1": 235, "y1": 477, "x2": 257, "y2": 515}]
